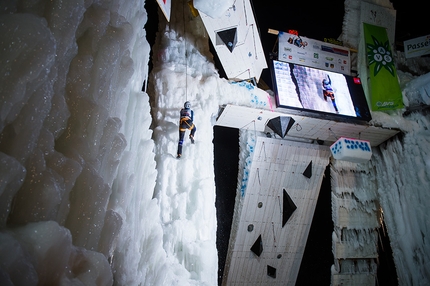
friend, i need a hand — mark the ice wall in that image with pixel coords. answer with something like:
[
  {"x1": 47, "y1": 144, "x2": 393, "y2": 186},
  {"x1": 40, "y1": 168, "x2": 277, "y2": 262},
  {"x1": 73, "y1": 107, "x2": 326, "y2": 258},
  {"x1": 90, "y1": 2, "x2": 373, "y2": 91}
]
[
  {"x1": 371, "y1": 113, "x2": 430, "y2": 285},
  {"x1": 146, "y1": 0, "x2": 271, "y2": 284},
  {"x1": 339, "y1": 0, "x2": 430, "y2": 284},
  {"x1": 0, "y1": 0, "x2": 155, "y2": 284}
]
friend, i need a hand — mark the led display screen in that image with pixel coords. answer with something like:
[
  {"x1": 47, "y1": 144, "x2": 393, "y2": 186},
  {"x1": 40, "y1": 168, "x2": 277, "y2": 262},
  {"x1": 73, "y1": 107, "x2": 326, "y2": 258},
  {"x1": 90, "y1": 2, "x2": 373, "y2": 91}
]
[{"x1": 272, "y1": 60, "x2": 371, "y2": 122}]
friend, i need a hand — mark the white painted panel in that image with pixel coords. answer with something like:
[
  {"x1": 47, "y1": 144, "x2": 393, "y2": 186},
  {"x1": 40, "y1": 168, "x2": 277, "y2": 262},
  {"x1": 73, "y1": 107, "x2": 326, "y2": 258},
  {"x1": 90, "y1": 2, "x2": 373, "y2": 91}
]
[
  {"x1": 216, "y1": 104, "x2": 399, "y2": 146},
  {"x1": 198, "y1": 0, "x2": 267, "y2": 81},
  {"x1": 223, "y1": 137, "x2": 331, "y2": 285}
]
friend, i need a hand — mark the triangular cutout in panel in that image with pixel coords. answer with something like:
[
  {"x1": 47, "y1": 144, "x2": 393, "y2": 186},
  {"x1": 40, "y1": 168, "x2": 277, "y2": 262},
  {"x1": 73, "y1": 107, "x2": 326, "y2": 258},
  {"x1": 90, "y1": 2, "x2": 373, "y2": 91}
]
[
  {"x1": 216, "y1": 27, "x2": 237, "y2": 52},
  {"x1": 282, "y1": 189, "x2": 297, "y2": 227},
  {"x1": 303, "y1": 160, "x2": 312, "y2": 178},
  {"x1": 250, "y1": 234, "x2": 263, "y2": 257},
  {"x1": 267, "y1": 265, "x2": 276, "y2": 278}
]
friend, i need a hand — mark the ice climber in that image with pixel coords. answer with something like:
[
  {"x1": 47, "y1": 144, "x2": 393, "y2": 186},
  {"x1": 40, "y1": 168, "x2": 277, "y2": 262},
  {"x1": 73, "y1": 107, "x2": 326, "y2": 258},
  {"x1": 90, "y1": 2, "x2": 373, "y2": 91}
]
[
  {"x1": 177, "y1": 101, "x2": 196, "y2": 158},
  {"x1": 322, "y1": 75, "x2": 339, "y2": 113}
]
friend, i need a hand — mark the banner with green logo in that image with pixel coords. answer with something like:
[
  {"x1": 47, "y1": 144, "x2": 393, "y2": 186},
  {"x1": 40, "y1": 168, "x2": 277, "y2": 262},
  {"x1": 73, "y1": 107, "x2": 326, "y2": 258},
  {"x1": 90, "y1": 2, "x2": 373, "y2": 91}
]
[{"x1": 363, "y1": 23, "x2": 403, "y2": 111}]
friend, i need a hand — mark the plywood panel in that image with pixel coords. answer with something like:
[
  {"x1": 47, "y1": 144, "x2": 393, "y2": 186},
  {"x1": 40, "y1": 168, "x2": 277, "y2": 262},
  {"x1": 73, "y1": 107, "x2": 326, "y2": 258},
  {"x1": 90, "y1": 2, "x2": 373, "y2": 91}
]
[{"x1": 223, "y1": 137, "x2": 331, "y2": 285}]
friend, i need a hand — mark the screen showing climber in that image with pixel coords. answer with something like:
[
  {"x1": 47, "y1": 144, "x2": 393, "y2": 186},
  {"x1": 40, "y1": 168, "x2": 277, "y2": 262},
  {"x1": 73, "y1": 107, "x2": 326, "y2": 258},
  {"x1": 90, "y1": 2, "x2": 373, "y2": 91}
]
[{"x1": 272, "y1": 60, "x2": 371, "y2": 122}]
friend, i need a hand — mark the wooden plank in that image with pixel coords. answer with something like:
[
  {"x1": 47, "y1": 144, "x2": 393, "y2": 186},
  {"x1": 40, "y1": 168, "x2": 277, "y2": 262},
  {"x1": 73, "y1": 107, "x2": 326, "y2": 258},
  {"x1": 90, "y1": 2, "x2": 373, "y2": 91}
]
[
  {"x1": 334, "y1": 242, "x2": 378, "y2": 259},
  {"x1": 332, "y1": 273, "x2": 375, "y2": 286}
]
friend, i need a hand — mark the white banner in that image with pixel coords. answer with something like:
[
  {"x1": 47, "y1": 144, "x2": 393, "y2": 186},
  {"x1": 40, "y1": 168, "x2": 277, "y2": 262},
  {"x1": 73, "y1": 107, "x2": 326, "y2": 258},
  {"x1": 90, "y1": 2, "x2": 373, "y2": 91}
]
[
  {"x1": 278, "y1": 31, "x2": 350, "y2": 75},
  {"x1": 404, "y1": 35, "x2": 430, "y2": 58}
]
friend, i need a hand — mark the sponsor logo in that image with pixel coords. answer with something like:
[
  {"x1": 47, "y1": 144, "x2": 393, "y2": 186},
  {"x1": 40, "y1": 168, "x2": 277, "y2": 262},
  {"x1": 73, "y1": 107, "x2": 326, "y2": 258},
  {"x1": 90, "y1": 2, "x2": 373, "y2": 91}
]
[
  {"x1": 297, "y1": 51, "x2": 306, "y2": 55},
  {"x1": 284, "y1": 47, "x2": 292, "y2": 52},
  {"x1": 376, "y1": 101, "x2": 395, "y2": 107},
  {"x1": 367, "y1": 40, "x2": 395, "y2": 76},
  {"x1": 289, "y1": 55, "x2": 293, "y2": 60},
  {"x1": 299, "y1": 58, "x2": 306, "y2": 62},
  {"x1": 314, "y1": 53, "x2": 319, "y2": 59},
  {"x1": 325, "y1": 57, "x2": 334, "y2": 61},
  {"x1": 324, "y1": 37, "x2": 344, "y2": 46}
]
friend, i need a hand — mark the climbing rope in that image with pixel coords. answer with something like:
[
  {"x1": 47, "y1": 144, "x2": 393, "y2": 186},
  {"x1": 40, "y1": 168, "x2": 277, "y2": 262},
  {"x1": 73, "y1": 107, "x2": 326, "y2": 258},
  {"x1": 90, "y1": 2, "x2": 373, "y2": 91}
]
[
  {"x1": 329, "y1": 128, "x2": 339, "y2": 140},
  {"x1": 182, "y1": 0, "x2": 188, "y2": 102}
]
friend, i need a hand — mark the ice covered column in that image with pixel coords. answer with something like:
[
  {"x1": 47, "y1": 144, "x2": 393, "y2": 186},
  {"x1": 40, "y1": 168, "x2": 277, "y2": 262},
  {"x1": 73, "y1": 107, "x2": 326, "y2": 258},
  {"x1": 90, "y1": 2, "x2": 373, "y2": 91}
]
[{"x1": 330, "y1": 159, "x2": 380, "y2": 285}]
